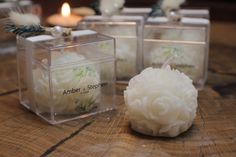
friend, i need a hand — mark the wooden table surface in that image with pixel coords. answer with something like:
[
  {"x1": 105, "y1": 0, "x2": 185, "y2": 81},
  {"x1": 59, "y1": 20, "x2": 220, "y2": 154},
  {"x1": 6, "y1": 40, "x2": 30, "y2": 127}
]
[{"x1": 0, "y1": 22, "x2": 236, "y2": 157}]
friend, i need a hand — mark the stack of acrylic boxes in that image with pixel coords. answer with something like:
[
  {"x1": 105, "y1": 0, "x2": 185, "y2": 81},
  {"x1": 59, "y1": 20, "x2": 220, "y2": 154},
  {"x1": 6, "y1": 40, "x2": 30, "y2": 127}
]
[{"x1": 78, "y1": 8, "x2": 210, "y2": 89}]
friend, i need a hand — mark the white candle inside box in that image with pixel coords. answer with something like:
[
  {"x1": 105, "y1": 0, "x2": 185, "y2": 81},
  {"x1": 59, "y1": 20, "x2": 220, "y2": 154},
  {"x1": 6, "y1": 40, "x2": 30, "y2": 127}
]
[
  {"x1": 24, "y1": 32, "x2": 102, "y2": 114},
  {"x1": 100, "y1": 25, "x2": 138, "y2": 79},
  {"x1": 144, "y1": 15, "x2": 210, "y2": 88},
  {"x1": 146, "y1": 27, "x2": 205, "y2": 81},
  {"x1": 33, "y1": 52, "x2": 101, "y2": 114},
  {"x1": 77, "y1": 0, "x2": 142, "y2": 81},
  {"x1": 101, "y1": 1, "x2": 138, "y2": 79},
  {"x1": 78, "y1": 15, "x2": 144, "y2": 81},
  {"x1": 24, "y1": 35, "x2": 101, "y2": 114}
]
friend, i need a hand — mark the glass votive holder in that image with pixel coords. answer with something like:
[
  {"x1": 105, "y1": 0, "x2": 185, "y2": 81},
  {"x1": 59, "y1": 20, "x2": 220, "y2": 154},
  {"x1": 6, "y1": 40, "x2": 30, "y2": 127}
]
[
  {"x1": 17, "y1": 29, "x2": 116, "y2": 124},
  {"x1": 77, "y1": 15, "x2": 144, "y2": 84},
  {"x1": 144, "y1": 15, "x2": 210, "y2": 89}
]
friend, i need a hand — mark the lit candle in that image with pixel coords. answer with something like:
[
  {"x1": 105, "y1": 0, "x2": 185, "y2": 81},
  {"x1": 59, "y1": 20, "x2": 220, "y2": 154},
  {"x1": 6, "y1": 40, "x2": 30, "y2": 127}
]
[{"x1": 47, "y1": 2, "x2": 82, "y2": 27}]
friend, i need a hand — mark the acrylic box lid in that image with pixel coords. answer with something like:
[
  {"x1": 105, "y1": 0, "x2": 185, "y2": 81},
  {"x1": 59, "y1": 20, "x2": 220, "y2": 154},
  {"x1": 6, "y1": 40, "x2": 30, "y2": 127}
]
[
  {"x1": 21, "y1": 30, "x2": 115, "y2": 68},
  {"x1": 146, "y1": 17, "x2": 209, "y2": 26},
  {"x1": 79, "y1": 15, "x2": 144, "y2": 37},
  {"x1": 26, "y1": 30, "x2": 114, "y2": 50},
  {"x1": 144, "y1": 17, "x2": 209, "y2": 42},
  {"x1": 121, "y1": 8, "x2": 209, "y2": 19},
  {"x1": 82, "y1": 15, "x2": 144, "y2": 23}
]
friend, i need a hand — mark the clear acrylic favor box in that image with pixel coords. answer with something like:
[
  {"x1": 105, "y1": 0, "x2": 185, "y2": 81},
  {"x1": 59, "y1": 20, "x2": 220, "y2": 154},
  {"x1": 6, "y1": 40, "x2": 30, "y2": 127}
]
[
  {"x1": 78, "y1": 16, "x2": 144, "y2": 83},
  {"x1": 17, "y1": 30, "x2": 116, "y2": 124},
  {"x1": 144, "y1": 15, "x2": 210, "y2": 89}
]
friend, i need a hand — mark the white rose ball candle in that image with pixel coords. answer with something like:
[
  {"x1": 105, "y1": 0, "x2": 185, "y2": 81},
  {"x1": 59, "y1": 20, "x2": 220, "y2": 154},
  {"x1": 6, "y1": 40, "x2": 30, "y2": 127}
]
[
  {"x1": 116, "y1": 38, "x2": 136, "y2": 79},
  {"x1": 124, "y1": 66, "x2": 198, "y2": 137},
  {"x1": 98, "y1": 27, "x2": 137, "y2": 79},
  {"x1": 33, "y1": 53, "x2": 101, "y2": 115}
]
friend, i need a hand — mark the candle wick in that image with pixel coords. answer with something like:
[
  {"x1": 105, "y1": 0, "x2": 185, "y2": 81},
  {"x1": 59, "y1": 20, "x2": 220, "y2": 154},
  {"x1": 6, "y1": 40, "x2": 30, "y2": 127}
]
[{"x1": 161, "y1": 55, "x2": 177, "y2": 69}]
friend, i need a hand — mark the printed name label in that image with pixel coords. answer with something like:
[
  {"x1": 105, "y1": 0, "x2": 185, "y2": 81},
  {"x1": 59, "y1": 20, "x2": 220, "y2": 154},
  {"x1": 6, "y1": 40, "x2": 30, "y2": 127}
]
[{"x1": 62, "y1": 82, "x2": 108, "y2": 95}]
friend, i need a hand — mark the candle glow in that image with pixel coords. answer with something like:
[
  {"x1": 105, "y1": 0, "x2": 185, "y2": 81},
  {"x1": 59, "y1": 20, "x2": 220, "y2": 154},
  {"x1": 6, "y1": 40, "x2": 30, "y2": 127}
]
[
  {"x1": 61, "y1": 2, "x2": 71, "y2": 17},
  {"x1": 47, "y1": 2, "x2": 82, "y2": 27}
]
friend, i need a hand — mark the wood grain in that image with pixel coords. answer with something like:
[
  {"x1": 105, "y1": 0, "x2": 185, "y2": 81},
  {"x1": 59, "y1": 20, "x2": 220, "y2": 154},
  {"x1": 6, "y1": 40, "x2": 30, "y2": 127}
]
[
  {"x1": 45, "y1": 99, "x2": 236, "y2": 157},
  {"x1": 0, "y1": 92, "x2": 235, "y2": 157},
  {"x1": 0, "y1": 93, "x2": 124, "y2": 157},
  {"x1": 0, "y1": 54, "x2": 18, "y2": 95},
  {"x1": 0, "y1": 94, "x2": 90, "y2": 157},
  {"x1": 207, "y1": 22, "x2": 236, "y2": 98}
]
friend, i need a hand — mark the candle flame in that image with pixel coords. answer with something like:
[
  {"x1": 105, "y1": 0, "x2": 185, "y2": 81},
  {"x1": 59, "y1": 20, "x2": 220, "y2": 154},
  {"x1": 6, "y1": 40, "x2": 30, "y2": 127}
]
[{"x1": 61, "y1": 2, "x2": 71, "y2": 17}]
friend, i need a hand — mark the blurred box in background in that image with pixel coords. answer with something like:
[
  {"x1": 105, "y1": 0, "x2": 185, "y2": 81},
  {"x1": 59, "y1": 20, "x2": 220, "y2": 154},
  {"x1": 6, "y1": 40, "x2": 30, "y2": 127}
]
[{"x1": 0, "y1": 0, "x2": 41, "y2": 94}]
